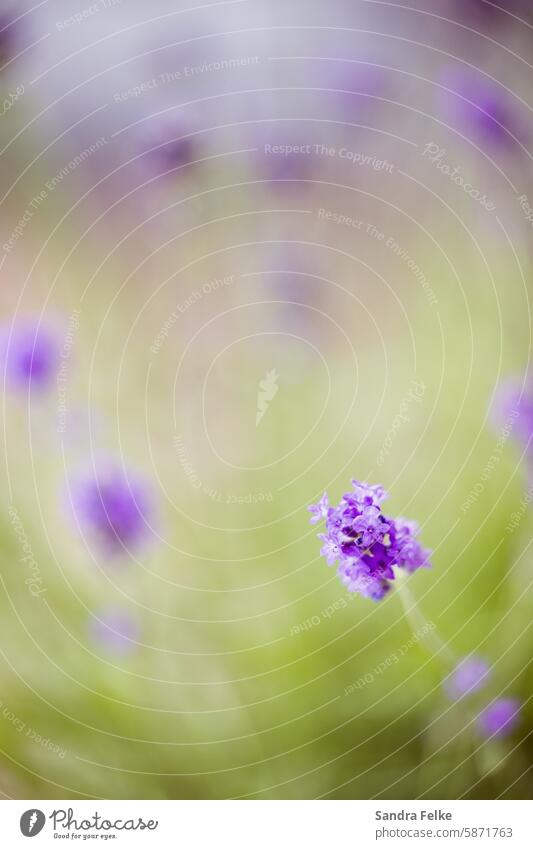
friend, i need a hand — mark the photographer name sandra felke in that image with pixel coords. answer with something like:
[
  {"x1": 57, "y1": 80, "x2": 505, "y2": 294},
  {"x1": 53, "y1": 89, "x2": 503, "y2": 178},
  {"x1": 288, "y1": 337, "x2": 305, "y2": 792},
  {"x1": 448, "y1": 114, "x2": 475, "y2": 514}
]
[{"x1": 375, "y1": 810, "x2": 452, "y2": 821}]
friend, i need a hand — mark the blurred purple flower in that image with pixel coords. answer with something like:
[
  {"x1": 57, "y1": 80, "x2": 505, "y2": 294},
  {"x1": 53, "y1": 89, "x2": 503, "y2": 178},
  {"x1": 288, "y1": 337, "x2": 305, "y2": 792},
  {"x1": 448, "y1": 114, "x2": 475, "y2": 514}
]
[
  {"x1": 141, "y1": 117, "x2": 198, "y2": 175},
  {"x1": 444, "y1": 656, "x2": 491, "y2": 700},
  {"x1": 336, "y1": 64, "x2": 386, "y2": 100},
  {"x1": 89, "y1": 607, "x2": 139, "y2": 657},
  {"x1": 0, "y1": 318, "x2": 59, "y2": 392},
  {"x1": 478, "y1": 698, "x2": 521, "y2": 738},
  {"x1": 255, "y1": 131, "x2": 314, "y2": 191},
  {"x1": 324, "y1": 63, "x2": 387, "y2": 121},
  {"x1": 453, "y1": 0, "x2": 501, "y2": 24},
  {"x1": 456, "y1": 1, "x2": 533, "y2": 26},
  {"x1": 262, "y1": 152, "x2": 313, "y2": 188},
  {"x1": 439, "y1": 68, "x2": 519, "y2": 148},
  {"x1": 0, "y1": 11, "x2": 18, "y2": 68},
  {"x1": 310, "y1": 479, "x2": 431, "y2": 601},
  {"x1": 491, "y1": 378, "x2": 533, "y2": 450},
  {"x1": 70, "y1": 463, "x2": 154, "y2": 554}
]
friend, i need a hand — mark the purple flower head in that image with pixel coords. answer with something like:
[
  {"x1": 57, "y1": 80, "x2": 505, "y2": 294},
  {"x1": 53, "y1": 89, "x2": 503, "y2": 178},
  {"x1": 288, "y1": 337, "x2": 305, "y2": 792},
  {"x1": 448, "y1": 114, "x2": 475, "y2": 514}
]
[
  {"x1": 352, "y1": 505, "x2": 391, "y2": 548},
  {"x1": 444, "y1": 656, "x2": 491, "y2": 700},
  {"x1": 491, "y1": 378, "x2": 533, "y2": 450},
  {"x1": 89, "y1": 607, "x2": 140, "y2": 657},
  {"x1": 70, "y1": 462, "x2": 154, "y2": 555},
  {"x1": 390, "y1": 517, "x2": 432, "y2": 573},
  {"x1": 439, "y1": 68, "x2": 519, "y2": 149},
  {"x1": 337, "y1": 559, "x2": 391, "y2": 600},
  {"x1": 310, "y1": 478, "x2": 431, "y2": 600},
  {"x1": 478, "y1": 698, "x2": 521, "y2": 738},
  {"x1": 346, "y1": 480, "x2": 389, "y2": 507},
  {"x1": 0, "y1": 317, "x2": 59, "y2": 392}
]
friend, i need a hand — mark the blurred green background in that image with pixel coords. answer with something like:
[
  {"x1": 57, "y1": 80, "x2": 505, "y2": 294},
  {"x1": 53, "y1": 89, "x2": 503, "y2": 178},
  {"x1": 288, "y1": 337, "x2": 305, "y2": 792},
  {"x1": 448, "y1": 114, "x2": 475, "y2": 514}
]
[{"x1": 0, "y1": 0, "x2": 531, "y2": 799}]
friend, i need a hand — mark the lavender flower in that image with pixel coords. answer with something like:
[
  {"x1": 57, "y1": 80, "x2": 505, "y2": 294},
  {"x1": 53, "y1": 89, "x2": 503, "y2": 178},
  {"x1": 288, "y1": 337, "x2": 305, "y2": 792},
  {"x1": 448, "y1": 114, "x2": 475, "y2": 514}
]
[
  {"x1": 318, "y1": 532, "x2": 341, "y2": 566},
  {"x1": 346, "y1": 480, "x2": 389, "y2": 507},
  {"x1": 0, "y1": 318, "x2": 59, "y2": 392},
  {"x1": 439, "y1": 68, "x2": 518, "y2": 149},
  {"x1": 308, "y1": 493, "x2": 329, "y2": 525},
  {"x1": 478, "y1": 698, "x2": 521, "y2": 738},
  {"x1": 444, "y1": 656, "x2": 491, "y2": 700},
  {"x1": 309, "y1": 479, "x2": 431, "y2": 600},
  {"x1": 89, "y1": 608, "x2": 140, "y2": 657},
  {"x1": 70, "y1": 463, "x2": 154, "y2": 554}
]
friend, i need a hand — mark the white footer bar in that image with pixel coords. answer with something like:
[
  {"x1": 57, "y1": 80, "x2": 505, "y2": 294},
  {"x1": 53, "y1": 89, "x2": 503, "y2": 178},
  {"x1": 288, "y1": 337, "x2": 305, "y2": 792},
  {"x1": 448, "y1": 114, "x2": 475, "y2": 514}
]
[{"x1": 1, "y1": 800, "x2": 529, "y2": 847}]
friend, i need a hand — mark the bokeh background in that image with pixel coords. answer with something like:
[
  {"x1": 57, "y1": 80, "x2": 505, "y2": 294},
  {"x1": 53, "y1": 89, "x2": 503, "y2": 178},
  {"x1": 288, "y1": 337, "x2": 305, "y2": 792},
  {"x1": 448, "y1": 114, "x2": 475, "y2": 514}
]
[{"x1": 0, "y1": 0, "x2": 531, "y2": 799}]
